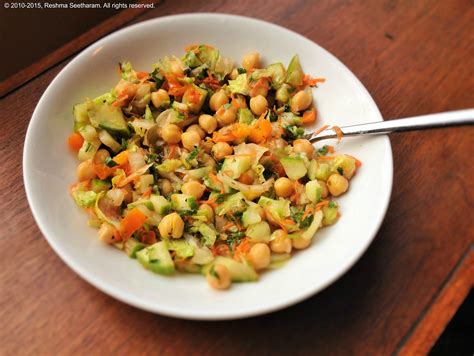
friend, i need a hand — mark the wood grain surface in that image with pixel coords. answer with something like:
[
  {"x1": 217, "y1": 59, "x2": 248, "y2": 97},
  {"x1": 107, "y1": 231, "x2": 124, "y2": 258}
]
[{"x1": 1, "y1": 0, "x2": 473, "y2": 355}]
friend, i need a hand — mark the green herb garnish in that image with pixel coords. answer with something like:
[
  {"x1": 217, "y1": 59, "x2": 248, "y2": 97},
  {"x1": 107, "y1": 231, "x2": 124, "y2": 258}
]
[{"x1": 105, "y1": 157, "x2": 118, "y2": 167}]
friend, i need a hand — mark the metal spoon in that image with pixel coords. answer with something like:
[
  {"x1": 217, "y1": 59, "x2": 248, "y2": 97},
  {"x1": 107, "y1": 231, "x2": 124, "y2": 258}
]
[{"x1": 303, "y1": 109, "x2": 474, "y2": 143}]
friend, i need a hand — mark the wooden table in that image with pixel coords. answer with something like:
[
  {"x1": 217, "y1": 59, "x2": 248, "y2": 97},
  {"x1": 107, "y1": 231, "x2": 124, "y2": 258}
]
[{"x1": 1, "y1": 1, "x2": 473, "y2": 354}]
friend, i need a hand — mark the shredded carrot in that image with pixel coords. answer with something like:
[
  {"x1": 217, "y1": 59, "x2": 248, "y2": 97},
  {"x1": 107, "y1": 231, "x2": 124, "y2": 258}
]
[
  {"x1": 120, "y1": 208, "x2": 147, "y2": 241},
  {"x1": 136, "y1": 71, "x2": 149, "y2": 80},
  {"x1": 202, "y1": 73, "x2": 221, "y2": 90},
  {"x1": 303, "y1": 74, "x2": 326, "y2": 87},
  {"x1": 327, "y1": 145, "x2": 335, "y2": 154},
  {"x1": 318, "y1": 155, "x2": 335, "y2": 161},
  {"x1": 302, "y1": 108, "x2": 317, "y2": 124},
  {"x1": 249, "y1": 78, "x2": 270, "y2": 97},
  {"x1": 315, "y1": 200, "x2": 330, "y2": 210},
  {"x1": 113, "y1": 229, "x2": 122, "y2": 242},
  {"x1": 199, "y1": 198, "x2": 218, "y2": 209},
  {"x1": 248, "y1": 113, "x2": 272, "y2": 144},
  {"x1": 168, "y1": 144, "x2": 178, "y2": 159},
  {"x1": 67, "y1": 132, "x2": 84, "y2": 152},
  {"x1": 184, "y1": 86, "x2": 201, "y2": 104},
  {"x1": 301, "y1": 205, "x2": 314, "y2": 221},
  {"x1": 212, "y1": 243, "x2": 230, "y2": 257},
  {"x1": 142, "y1": 187, "x2": 152, "y2": 198},
  {"x1": 231, "y1": 123, "x2": 251, "y2": 139},
  {"x1": 283, "y1": 218, "x2": 296, "y2": 225},
  {"x1": 112, "y1": 92, "x2": 129, "y2": 107},
  {"x1": 233, "y1": 238, "x2": 250, "y2": 261},
  {"x1": 223, "y1": 222, "x2": 234, "y2": 231},
  {"x1": 332, "y1": 126, "x2": 344, "y2": 142},
  {"x1": 313, "y1": 124, "x2": 330, "y2": 137},
  {"x1": 212, "y1": 131, "x2": 235, "y2": 143},
  {"x1": 165, "y1": 74, "x2": 187, "y2": 96}
]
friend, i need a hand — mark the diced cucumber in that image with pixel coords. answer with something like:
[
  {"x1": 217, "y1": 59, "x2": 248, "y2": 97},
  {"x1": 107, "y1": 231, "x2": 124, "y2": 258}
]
[
  {"x1": 242, "y1": 207, "x2": 262, "y2": 227},
  {"x1": 171, "y1": 194, "x2": 198, "y2": 212},
  {"x1": 307, "y1": 159, "x2": 318, "y2": 180},
  {"x1": 286, "y1": 55, "x2": 304, "y2": 87},
  {"x1": 322, "y1": 203, "x2": 339, "y2": 226},
  {"x1": 91, "y1": 179, "x2": 111, "y2": 193},
  {"x1": 280, "y1": 156, "x2": 307, "y2": 180},
  {"x1": 206, "y1": 256, "x2": 258, "y2": 282},
  {"x1": 301, "y1": 210, "x2": 323, "y2": 240},
  {"x1": 182, "y1": 84, "x2": 208, "y2": 114},
  {"x1": 137, "y1": 241, "x2": 175, "y2": 275},
  {"x1": 305, "y1": 180, "x2": 322, "y2": 203},
  {"x1": 267, "y1": 62, "x2": 287, "y2": 89},
  {"x1": 124, "y1": 239, "x2": 146, "y2": 258},
  {"x1": 221, "y1": 155, "x2": 253, "y2": 179},
  {"x1": 88, "y1": 102, "x2": 130, "y2": 136},
  {"x1": 246, "y1": 221, "x2": 271, "y2": 243},
  {"x1": 78, "y1": 139, "x2": 101, "y2": 161},
  {"x1": 150, "y1": 195, "x2": 170, "y2": 216},
  {"x1": 98, "y1": 129, "x2": 121, "y2": 152}
]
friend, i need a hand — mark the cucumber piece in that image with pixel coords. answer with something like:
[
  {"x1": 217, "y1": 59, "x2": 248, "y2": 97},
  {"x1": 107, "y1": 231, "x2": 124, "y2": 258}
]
[
  {"x1": 221, "y1": 155, "x2": 253, "y2": 179},
  {"x1": 207, "y1": 256, "x2": 258, "y2": 282},
  {"x1": 91, "y1": 179, "x2": 111, "y2": 193},
  {"x1": 305, "y1": 180, "x2": 322, "y2": 203},
  {"x1": 267, "y1": 62, "x2": 287, "y2": 89},
  {"x1": 88, "y1": 103, "x2": 130, "y2": 136},
  {"x1": 280, "y1": 156, "x2": 307, "y2": 181},
  {"x1": 322, "y1": 203, "x2": 339, "y2": 226},
  {"x1": 124, "y1": 239, "x2": 146, "y2": 258},
  {"x1": 137, "y1": 241, "x2": 175, "y2": 275},
  {"x1": 301, "y1": 210, "x2": 323, "y2": 240},
  {"x1": 150, "y1": 195, "x2": 170, "y2": 216},
  {"x1": 286, "y1": 55, "x2": 304, "y2": 87},
  {"x1": 98, "y1": 129, "x2": 121, "y2": 152},
  {"x1": 307, "y1": 159, "x2": 318, "y2": 180},
  {"x1": 242, "y1": 207, "x2": 262, "y2": 227},
  {"x1": 78, "y1": 139, "x2": 100, "y2": 161},
  {"x1": 170, "y1": 194, "x2": 198, "y2": 213},
  {"x1": 246, "y1": 221, "x2": 271, "y2": 243}
]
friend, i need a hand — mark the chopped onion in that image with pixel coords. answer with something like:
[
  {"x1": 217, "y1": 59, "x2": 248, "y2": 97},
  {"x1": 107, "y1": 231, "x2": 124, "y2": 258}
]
[
  {"x1": 106, "y1": 188, "x2": 125, "y2": 207},
  {"x1": 128, "y1": 151, "x2": 146, "y2": 173}
]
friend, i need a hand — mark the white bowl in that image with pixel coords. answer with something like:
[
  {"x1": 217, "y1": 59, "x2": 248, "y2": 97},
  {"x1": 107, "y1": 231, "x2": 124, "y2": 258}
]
[{"x1": 23, "y1": 13, "x2": 393, "y2": 320}]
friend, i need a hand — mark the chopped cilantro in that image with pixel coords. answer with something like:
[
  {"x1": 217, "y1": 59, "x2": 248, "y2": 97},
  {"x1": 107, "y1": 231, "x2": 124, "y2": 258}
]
[
  {"x1": 237, "y1": 67, "x2": 246, "y2": 74},
  {"x1": 186, "y1": 147, "x2": 199, "y2": 162},
  {"x1": 284, "y1": 125, "x2": 305, "y2": 140},
  {"x1": 318, "y1": 145, "x2": 329, "y2": 156},
  {"x1": 104, "y1": 157, "x2": 118, "y2": 167},
  {"x1": 337, "y1": 167, "x2": 344, "y2": 175},
  {"x1": 150, "y1": 68, "x2": 164, "y2": 88},
  {"x1": 329, "y1": 201, "x2": 338, "y2": 208}
]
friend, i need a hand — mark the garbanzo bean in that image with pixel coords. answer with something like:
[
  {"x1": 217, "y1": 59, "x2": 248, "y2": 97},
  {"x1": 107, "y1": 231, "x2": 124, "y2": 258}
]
[
  {"x1": 212, "y1": 142, "x2": 233, "y2": 160},
  {"x1": 93, "y1": 149, "x2": 110, "y2": 165},
  {"x1": 318, "y1": 180, "x2": 329, "y2": 199},
  {"x1": 275, "y1": 177, "x2": 295, "y2": 197},
  {"x1": 242, "y1": 52, "x2": 260, "y2": 71},
  {"x1": 290, "y1": 90, "x2": 312, "y2": 112},
  {"x1": 77, "y1": 159, "x2": 96, "y2": 181},
  {"x1": 181, "y1": 181, "x2": 205, "y2": 200},
  {"x1": 209, "y1": 90, "x2": 229, "y2": 112},
  {"x1": 199, "y1": 203, "x2": 215, "y2": 223},
  {"x1": 181, "y1": 131, "x2": 201, "y2": 150},
  {"x1": 158, "y1": 212, "x2": 184, "y2": 239},
  {"x1": 158, "y1": 179, "x2": 173, "y2": 196},
  {"x1": 206, "y1": 264, "x2": 231, "y2": 290},
  {"x1": 161, "y1": 124, "x2": 182, "y2": 144},
  {"x1": 327, "y1": 174, "x2": 349, "y2": 196},
  {"x1": 186, "y1": 124, "x2": 206, "y2": 139},
  {"x1": 215, "y1": 106, "x2": 237, "y2": 126},
  {"x1": 293, "y1": 139, "x2": 314, "y2": 157},
  {"x1": 270, "y1": 230, "x2": 292, "y2": 254},
  {"x1": 151, "y1": 89, "x2": 170, "y2": 109},
  {"x1": 248, "y1": 243, "x2": 271, "y2": 270},
  {"x1": 199, "y1": 114, "x2": 217, "y2": 134},
  {"x1": 249, "y1": 95, "x2": 268, "y2": 116},
  {"x1": 292, "y1": 236, "x2": 312, "y2": 250}
]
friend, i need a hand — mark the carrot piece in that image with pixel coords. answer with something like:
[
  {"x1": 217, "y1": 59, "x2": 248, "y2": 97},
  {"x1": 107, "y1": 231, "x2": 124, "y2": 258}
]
[
  {"x1": 248, "y1": 114, "x2": 272, "y2": 144},
  {"x1": 303, "y1": 74, "x2": 326, "y2": 87},
  {"x1": 313, "y1": 124, "x2": 329, "y2": 137},
  {"x1": 332, "y1": 126, "x2": 344, "y2": 142},
  {"x1": 68, "y1": 132, "x2": 84, "y2": 152},
  {"x1": 120, "y1": 208, "x2": 147, "y2": 241},
  {"x1": 302, "y1": 108, "x2": 317, "y2": 124},
  {"x1": 315, "y1": 200, "x2": 330, "y2": 210},
  {"x1": 238, "y1": 171, "x2": 254, "y2": 185},
  {"x1": 94, "y1": 164, "x2": 113, "y2": 180},
  {"x1": 142, "y1": 187, "x2": 153, "y2": 198},
  {"x1": 318, "y1": 155, "x2": 335, "y2": 161},
  {"x1": 223, "y1": 222, "x2": 234, "y2": 231},
  {"x1": 136, "y1": 71, "x2": 149, "y2": 80},
  {"x1": 168, "y1": 144, "x2": 178, "y2": 159},
  {"x1": 113, "y1": 150, "x2": 129, "y2": 165},
  {"x1": 233, "y1": 238, "x2": 250, "y2": 260},
  {"x1": 327, "y1": 145, "x2": 335, "y2": 154},
  {"x1": 232, "y1": 123, "x2": 251, "y2": 139},
  {"x1": 249, "y1": 78, "x2": 270, "y2": 97},
  {"x1": 301, "y1": 205, "x2": 314, "y2": 221}
]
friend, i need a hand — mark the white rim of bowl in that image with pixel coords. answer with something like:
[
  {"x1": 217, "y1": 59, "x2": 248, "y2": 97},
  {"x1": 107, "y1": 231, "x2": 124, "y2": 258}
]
[{"x1": 23, "y1": 13, "x2": 393, "y2": 320}]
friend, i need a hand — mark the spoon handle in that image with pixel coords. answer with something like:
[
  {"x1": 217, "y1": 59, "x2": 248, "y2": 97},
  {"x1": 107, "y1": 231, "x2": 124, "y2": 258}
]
[{"x1": 307, "y1": 109, "x2": 474, "y2": 143}]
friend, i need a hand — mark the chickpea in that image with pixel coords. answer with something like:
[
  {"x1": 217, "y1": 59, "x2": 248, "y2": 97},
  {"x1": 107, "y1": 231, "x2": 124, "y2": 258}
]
[
  {"x1": 318, "y1": 180, "x2": 329, "y2": 199},
  {"x1": 275, "y1": 177, "x2": 295, "y2": 197},
  {"x1": 233, "y1": 94, "x2": 248, "y2": 109},
  {"x1": 229, "y1": 68, "x2": 239, "y2": 80},
  {"x1": 292, "y1": 236, "x2": 312, "y2": 250},
  {"x1": 270, "y1": 230, "x2": 292, "y2": 254},
  {"x1": 201, "y1": 153, "x2": 217, "y2": 167},
  {"x1": 181, "y1": 181, "x2": 205, "y2": 200},
  {"x1": 114, "y1": 79, "x2": 138, "y2": 98},
  {"x1": 181, "y1": 131, "x2": 201, "y2": 150},
  {"x1": 77, "y1": 159, "x2": 96, "y2": 181},
  {"x1": 201, "y1": 138, "x2": 214, "y2": 154},
  {"x1": 98, "y1": 222, "x2": 116, "y2": 244},
  {"x1": 199, "y1": 114, "x2": 218, "y2": 134},
  {"x1": 158, "y1": 212, "x2": 184, "y2": 239},
  {"x1": 212, "y1": 142, "x2": 233, "y2": 161},
  {"x1": 161, "y1": 124, "x2": 182, "y2": 144},
  {"x1": 199, "y1": 203, "x2": 215, "y2": 223},
  {"x1": 327, "y1": 174, "x2": 349, "y2": 196},
  {"x1": 209, "y1": 90, "x2": 229, "y2": 112},
  {"x1": 134, "y1": 83, "x2": 151, "y2": 102},
  {"x1": 248, "y1": 243, "x2": 271, "y2": 270},
  {"x1": 158, "y1": 179, "x2": 173, "y2": 196},
  {"x1": 186, "y1": 124, "x2": 206, "y2": 139},
  {"x1": 290, "y1": 90, "x2": 313, "y2": 112},
  {"x1": 93, "y1": 149, "x2": 110, "y2": 165},
  {"x1": 151, "y1": 89, "x2": 170, "y2": 109},
  {"x1": 206, "y1": 264, "x2": 231, "y2": 290},
  {"x1": 250, "y1": 78, "x2": 269, "y2": 98},
  {"x1": 215, "y1": 106, "x2": 237, "y2": 126},
  {"x1": 249, "y1": 95, "x2": 268, "y2": 116},
  {"x1": 242, "y1": 52, "x2": 260, "y2": 71},
  {"x1": 293, "y1": 139, "x2": 314, "y2": 157}
]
